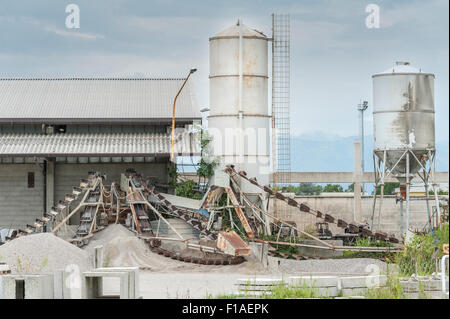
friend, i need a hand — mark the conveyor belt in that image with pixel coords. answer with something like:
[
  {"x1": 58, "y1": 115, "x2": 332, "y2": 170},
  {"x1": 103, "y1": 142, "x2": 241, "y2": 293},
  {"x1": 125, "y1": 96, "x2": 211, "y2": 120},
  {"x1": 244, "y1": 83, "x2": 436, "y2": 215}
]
[
  {"x1": 0, "y1": 172, "x2": 105, "y2": 245},
  {"x1": 224, "y1": 165, "x2": 400, "y2": 244}
]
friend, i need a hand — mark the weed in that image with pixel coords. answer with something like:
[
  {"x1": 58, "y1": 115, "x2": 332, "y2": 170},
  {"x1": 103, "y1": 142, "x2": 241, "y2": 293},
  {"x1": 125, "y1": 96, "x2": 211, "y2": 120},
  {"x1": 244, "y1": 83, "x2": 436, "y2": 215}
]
[
  {"x1": 365, "y1": 272, "x2": 405, "y2": 299},
  {"x1": 396, "y1": 224, "x2": 449, "y2": 277}
]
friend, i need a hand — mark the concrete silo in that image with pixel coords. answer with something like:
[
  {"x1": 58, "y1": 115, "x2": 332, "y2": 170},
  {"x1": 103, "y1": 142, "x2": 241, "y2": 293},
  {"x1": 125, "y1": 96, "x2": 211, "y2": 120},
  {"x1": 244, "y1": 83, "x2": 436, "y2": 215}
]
[
  {"x1": 208, "y1": 20, "x2": 270, "y2": 194},
  {"x1": 371, "y1": 62, "x2": 440, "y2": 235}
]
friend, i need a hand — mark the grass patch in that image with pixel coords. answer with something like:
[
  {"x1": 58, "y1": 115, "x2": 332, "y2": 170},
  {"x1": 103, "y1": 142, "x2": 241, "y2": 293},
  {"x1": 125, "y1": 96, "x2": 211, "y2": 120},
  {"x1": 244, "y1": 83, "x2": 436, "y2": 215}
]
[
  {"x1": 365, "y1": 272, "x2": 406, "y2": 299},
  {"x1": 337, "y1": 237, "x2": 396, "y2": 260},
  {"x1": 209, "y1": 280, "x2": 332, "y2": 299},
  {"x1": 396, "y1": 224, "x2": 449, "y2": 277}
]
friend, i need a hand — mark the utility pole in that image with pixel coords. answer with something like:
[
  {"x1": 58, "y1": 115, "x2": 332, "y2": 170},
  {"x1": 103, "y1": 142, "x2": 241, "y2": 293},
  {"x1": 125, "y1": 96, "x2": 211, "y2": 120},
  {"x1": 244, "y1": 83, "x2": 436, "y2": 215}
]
[{"x1": 357, "y1": 101, "x2": 369, "y2": 194}]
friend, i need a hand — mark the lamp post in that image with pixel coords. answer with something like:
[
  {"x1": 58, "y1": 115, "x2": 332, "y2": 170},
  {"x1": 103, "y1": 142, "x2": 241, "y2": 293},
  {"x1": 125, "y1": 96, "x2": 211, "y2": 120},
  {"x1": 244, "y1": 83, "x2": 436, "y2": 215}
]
[
  {"x1": 171, "y1": 68, "x2": 197, "y2": 161},
  {"x1": 357, "y1": 101, "x2": 369, "y2": 194}
]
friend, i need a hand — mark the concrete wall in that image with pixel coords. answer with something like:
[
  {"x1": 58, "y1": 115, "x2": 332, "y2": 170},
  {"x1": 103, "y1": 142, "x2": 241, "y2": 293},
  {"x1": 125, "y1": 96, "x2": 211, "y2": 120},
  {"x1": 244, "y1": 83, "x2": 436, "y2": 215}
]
[
  {"x1": 0, "y1": 164, "x2": 44, "y2": 229},
  {"x1": 269, "y1": 195, "x2": 430, "y2": 237}
]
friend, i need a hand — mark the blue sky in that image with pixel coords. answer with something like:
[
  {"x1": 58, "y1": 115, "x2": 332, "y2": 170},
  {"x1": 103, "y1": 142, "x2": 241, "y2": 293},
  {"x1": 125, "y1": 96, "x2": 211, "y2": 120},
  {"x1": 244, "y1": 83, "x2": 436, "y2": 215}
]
[{"x1": 0, "y1": 0, "x2": 448, "y2": 143}]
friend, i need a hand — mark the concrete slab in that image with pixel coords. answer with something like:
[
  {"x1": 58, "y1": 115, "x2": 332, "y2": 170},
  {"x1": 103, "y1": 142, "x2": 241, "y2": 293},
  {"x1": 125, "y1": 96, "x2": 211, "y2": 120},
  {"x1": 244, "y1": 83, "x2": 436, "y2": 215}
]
[
  {"x1": 289, "y1": 276, "x2": 339, "y2": 288},
  {"x1": 404, "y1": 291, "x2": 449, "y2": 299},
  {"x1": 340, "y1": 275, "x2": 387, "y2": 289},
  {"x1": 236, "y1": 278, "x2": 284, "y2": 286},
  {"x1": 341, "y1": 287, "x2": 368, "y2": 297}
]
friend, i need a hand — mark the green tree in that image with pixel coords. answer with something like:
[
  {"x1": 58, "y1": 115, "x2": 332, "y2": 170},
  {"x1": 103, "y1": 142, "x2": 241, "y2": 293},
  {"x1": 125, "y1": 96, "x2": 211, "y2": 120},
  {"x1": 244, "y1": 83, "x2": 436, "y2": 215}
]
[
  {"x1": 196, "y1": 128, "x2": 217, "y2": 185},
  {"x1": 375, "y1": 182, "x2": 400, "y2": 195},
  {"x1": 176, "y1": 180, "x2": 203, "y2": 200},
  {"x1": 346, "y1": 183, "x2": 362, "y2": 192},
  {"x1": 323, "y1": 184, "x2": 344, "y2": 192}
]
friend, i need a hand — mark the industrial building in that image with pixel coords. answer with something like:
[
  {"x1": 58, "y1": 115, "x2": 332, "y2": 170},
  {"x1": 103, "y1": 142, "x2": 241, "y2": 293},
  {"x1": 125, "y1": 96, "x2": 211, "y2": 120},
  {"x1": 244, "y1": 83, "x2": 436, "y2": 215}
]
[
  {"x1": 0, "y1": 14, "x2": 448, "y2": 300},
  {"x1": 0, "y1": 78, "x2": 201, "y2": 229}
]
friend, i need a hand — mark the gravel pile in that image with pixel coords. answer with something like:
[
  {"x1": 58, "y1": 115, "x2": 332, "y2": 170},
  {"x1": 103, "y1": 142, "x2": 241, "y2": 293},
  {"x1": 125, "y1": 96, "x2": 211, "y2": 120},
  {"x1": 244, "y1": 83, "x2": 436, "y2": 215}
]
[{"x1": 0, "y1": 233, "x2": 92, "y2": 274}]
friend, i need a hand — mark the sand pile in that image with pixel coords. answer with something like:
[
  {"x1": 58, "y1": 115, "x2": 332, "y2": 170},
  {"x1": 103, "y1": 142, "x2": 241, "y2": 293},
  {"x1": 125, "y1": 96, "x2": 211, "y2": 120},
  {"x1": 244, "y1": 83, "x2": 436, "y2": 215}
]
[
  {"x1": 84, "y1": 224, "x2": 187, "y2": 271},
  {"x1": 82, "y1": 224, "x2": 266, "y2": 274},
  {"x1": 0, "y1": 233, "x2": 92, "y2": 274}
]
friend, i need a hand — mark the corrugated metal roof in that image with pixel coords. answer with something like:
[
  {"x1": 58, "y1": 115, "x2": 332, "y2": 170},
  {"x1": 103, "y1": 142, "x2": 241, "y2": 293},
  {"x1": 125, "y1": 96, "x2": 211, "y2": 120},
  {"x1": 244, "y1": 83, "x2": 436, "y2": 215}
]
[
  {"x1": 0, "y1": 78, "x2": 201, "y2": 123},
  {"x1": 0, "y1": 132, "x2": 200, "y2": 157}
]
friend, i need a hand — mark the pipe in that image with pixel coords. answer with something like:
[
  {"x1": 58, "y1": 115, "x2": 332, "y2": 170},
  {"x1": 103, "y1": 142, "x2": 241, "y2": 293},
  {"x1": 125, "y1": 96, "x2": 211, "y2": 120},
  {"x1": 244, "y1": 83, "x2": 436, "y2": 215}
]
[
  {"x1": 406, "y1": 152, "x2": 411, "y2": 232},
  {"x1": 400, "y1": 199, "x2": 404, "y2": 238},
  {"x1": 442, "y1": 255, "x2": 449, "y2": 293},
  {"x1": 424, "y1": 173, "x2": 432, "y2": 231},
  {"x1": 42, "y1": 159, "x2": 47, "y2": 219}
]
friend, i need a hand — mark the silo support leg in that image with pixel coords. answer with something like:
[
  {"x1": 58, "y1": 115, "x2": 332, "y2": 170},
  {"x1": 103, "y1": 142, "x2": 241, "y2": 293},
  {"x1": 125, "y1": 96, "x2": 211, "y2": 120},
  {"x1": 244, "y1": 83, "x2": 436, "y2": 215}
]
[
  {"x1": 370, "y1": 183, "x2": 378, "y2": 230},
  {"x1": 432, "y1": 184, "x2": 442, "y2": 229},
  {"x1": 424, "y1": 180, "x2": 432, "y2": 231}
]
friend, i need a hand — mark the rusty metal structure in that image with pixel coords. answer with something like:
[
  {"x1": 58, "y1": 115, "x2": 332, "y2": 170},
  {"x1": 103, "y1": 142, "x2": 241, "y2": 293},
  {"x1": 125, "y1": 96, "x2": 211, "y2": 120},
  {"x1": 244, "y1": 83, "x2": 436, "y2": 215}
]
[
  {"x1": 0, "y1": 170, "x2": 247, "y2": 265},
  {"x1": 0, "y1": 164, "x2": 405, "y2": 265}
]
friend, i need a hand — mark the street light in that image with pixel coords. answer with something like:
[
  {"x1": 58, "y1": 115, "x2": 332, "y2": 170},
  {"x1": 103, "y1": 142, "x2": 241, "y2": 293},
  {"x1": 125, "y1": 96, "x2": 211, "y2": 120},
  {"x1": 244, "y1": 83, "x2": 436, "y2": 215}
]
[
  {"x1": 171, "y1": 68, "x2": 197, "y2": 161},
  {"x1": 357, "y1": 101, "x2": 369, "y2": 193}
]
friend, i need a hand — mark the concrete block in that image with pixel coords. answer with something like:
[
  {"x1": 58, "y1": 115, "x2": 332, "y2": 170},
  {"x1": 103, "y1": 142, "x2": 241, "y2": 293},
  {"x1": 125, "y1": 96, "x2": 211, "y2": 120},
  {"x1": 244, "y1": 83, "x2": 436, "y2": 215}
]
[
  {"x1": 236, "y1": 278, "x2": 284, "y2": 286},
  {"x1": 422, "y1": 279, "x2": 448, "y2": 291},
  {"x1": 400, "y1": 280, "x2": 420, "y2": 292},
  {"x1": 289, "y1": 276, "x2": 339, "y2": 288},
  {"x1": 310, "y1": 286, "x2": 339, "y2": 297},
  {"x1": 341, "y1": 287, "x2": 368, "y2": 297},
  {"x1": 94, "y1": 267, "x2": 139, "y2": 298},
  {"x1": 82, "y1": 267, "x2": 139, "y2": 299},
  {"x1": 1, "y1": 274, "x2": 54, "y2": 299},
  {"x1": 82, "y1": 271, "x2": 129, "y2": 299},
  {"x1": 340, "y1": 275, "x2": 387, "y2": 289},
  {"x1": 235, "y1": 287, "x2": 338, "y2": 298},
  {"x1": 249, "y1": 242, "x2": 269, "y2": 268},
  {"x1": 1, "y1": 275, "x2": 16, "y2": 299},
  {"x1": 404, "y1": 291, "x2": 449, "y2": 299},
  {"x1": 400, "y1": 279, "x2": 448, "y2": 293},
  {"x1": 53, "y1": 270, "x2": 64, "y2": 299},
  {"x1": 94, "y1": 246, "x2": 104, "y2": 268},
  {"x1": 0, "y1": 276, "x2": 3, "y2": 299}
]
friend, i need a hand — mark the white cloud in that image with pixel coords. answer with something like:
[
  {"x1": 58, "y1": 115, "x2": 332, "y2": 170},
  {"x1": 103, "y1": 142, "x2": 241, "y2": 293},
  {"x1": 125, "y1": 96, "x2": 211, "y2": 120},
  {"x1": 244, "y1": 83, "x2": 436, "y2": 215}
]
[{"x1": 44, "y1": 25, "x2": 105, "y2": 40}]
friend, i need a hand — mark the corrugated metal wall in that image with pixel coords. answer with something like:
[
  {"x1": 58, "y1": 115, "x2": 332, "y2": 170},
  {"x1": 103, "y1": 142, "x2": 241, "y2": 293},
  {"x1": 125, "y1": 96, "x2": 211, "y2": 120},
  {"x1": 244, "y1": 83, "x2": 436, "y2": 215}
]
[{"x1": 0, "y1": 164, "x2": 44, "y2": 229}]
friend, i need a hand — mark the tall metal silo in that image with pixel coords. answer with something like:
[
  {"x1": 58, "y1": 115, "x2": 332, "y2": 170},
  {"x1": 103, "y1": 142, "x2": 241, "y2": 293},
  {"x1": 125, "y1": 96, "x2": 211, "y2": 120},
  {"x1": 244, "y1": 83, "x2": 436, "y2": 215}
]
[
  {"x1": 371, "y1": 62, "x2": 440, "y2": 235},
  {"x1": 208, "y1": 20, "x2": 270, "y2": 194}
]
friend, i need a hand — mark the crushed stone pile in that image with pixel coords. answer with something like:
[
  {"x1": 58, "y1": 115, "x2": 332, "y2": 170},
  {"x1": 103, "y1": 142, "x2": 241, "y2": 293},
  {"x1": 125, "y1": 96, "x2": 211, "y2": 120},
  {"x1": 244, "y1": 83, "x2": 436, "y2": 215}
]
[{"x1": 0, "y1": 233, "x2": 92, "y2": 274}]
